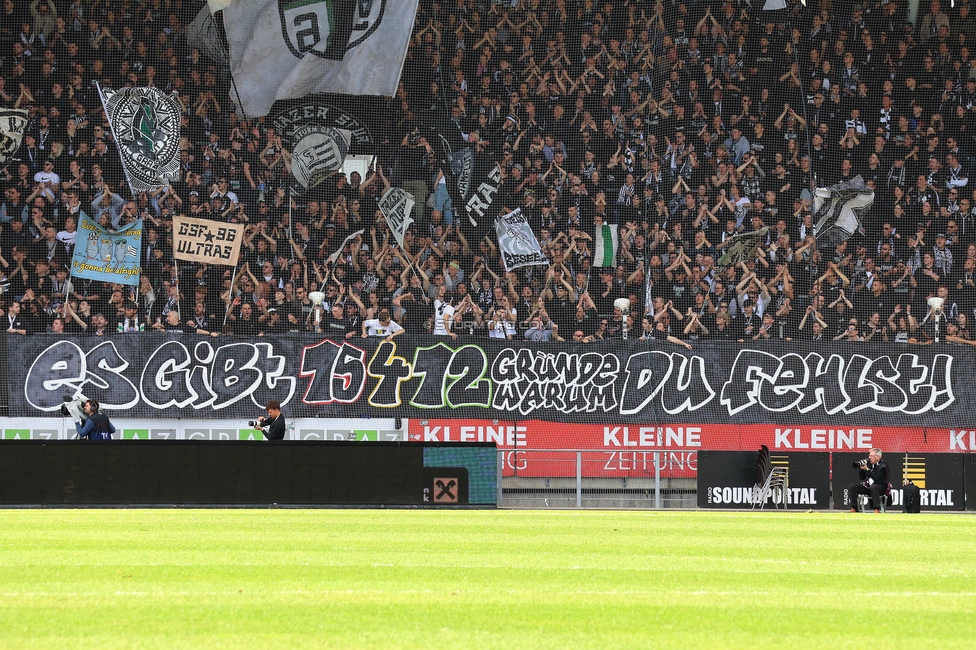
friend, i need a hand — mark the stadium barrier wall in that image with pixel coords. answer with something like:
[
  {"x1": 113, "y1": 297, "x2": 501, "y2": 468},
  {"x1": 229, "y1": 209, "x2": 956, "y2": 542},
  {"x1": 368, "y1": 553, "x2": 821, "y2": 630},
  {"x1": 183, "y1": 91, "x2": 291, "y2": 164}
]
[
  {"x1": 494, "y1": 449, "x2": 699, "y2": 509},
  {"x1": 0, "y1": 417, "x2": 407, "y2": 441},
  {"x1": 832, "y1": 452, "x2": 965, "y2": 512},
  {"x1": 0, "y1": 440, "x2": 496, "y2": 507},
  {"x1": 968, "y1": 457, "x2": 976, "y2": 512},
  {"x1": 699, "y1": 451, "x2": 966, "y2": 511},
  {"x1": 698, "y1": 451, "x2": 831, "y2": 509}
]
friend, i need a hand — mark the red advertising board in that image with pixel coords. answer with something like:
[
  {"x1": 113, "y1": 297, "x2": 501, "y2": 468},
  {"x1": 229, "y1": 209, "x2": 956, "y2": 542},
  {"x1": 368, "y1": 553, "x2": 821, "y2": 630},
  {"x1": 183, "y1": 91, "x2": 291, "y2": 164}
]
[{"x1": 407, "y1": 420, "x2": 976, "y2": 478}]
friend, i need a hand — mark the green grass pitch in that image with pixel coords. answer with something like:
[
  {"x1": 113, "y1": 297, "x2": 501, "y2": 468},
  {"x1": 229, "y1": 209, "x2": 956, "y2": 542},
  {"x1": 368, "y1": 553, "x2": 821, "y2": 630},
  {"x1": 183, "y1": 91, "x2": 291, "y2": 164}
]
[{"x1": 0, "y1": 509, "x2": 973, "y2": 649}]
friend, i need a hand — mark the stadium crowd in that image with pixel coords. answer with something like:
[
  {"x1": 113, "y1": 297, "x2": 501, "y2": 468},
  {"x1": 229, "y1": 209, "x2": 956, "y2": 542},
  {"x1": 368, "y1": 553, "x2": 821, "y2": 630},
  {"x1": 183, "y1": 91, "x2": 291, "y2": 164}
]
[{"x1": 2, "y1": 0, "x2": 976, "y2": 346}]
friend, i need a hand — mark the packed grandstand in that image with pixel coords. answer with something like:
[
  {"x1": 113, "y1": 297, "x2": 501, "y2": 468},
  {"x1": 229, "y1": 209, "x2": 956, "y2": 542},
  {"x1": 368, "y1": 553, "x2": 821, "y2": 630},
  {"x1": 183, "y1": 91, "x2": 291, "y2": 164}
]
[{"x1": 2, "y1": 0, "x2": 975, "y2": 348}]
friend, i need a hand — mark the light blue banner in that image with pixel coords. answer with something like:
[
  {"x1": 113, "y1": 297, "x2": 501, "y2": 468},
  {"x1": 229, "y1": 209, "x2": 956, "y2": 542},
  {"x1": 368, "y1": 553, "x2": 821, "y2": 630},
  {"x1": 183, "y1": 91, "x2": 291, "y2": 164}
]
[{"x1": 70, "y1": 216, "x2": 143, "y2": 286}]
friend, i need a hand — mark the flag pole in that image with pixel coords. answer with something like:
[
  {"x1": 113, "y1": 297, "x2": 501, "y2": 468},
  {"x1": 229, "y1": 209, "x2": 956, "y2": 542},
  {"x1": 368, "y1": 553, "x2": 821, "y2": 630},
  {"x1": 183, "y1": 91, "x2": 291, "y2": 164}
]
[
  {"x1": 402, "y1": 251, "x2": 429, "y2": 304},
  {"x1": 644, "y1": 221, "x2": 651, "y2": 317},
  {"x1": 175, "y1": 259, "x2": 180, "y2": 317},
  {"x1": 135, "y1": 274, "x2": 141, "y2": 328},
  {"x1": 222, "y1": 263, "x2": 239, "y2": 326}
]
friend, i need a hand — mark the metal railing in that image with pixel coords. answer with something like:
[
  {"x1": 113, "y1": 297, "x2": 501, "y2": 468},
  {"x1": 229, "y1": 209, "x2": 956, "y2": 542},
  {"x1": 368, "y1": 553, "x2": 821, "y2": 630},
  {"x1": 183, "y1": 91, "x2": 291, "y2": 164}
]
[{"x1": 496, "y1": 448, "x2": 698, "y2": 509}]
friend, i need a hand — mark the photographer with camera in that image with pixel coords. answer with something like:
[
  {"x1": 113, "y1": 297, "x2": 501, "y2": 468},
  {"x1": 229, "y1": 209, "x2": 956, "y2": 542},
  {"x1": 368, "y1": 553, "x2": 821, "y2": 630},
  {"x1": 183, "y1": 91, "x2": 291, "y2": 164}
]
[
  {"x1": 251, "y1": 400, "x2": 286, "y2": 441},
  {"x1": 74, "y1": 400, "x2": 116, "y2": 441},
  {"x1": 848, "y1": 448, "x2": 891, "y2": 513}
]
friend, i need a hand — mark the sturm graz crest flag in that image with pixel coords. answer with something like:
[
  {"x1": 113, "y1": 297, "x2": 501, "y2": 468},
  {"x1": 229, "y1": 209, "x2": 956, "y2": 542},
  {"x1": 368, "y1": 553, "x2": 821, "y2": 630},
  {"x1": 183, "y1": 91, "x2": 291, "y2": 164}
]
[
  {"x1": 98, "y1": 86, "x2": 182, "y2": 194},
  {"x1": 289, "y1": 124, "x2": 351, "y2": 193},
  {"x1": 268, "y1": 93, "x2": 381, "y2": 157},
  {"x1": 214, "y1": 0, "x2": 419, "y2": 117}
]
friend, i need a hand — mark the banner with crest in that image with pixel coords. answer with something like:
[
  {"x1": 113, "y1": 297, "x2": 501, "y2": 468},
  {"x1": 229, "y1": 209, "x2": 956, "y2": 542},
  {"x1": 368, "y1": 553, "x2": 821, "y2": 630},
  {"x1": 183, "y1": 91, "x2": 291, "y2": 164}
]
[
  {"x1": 98, "y1": 86, "x2": 182, "y2": 194},
  {"x1": 214, "y1": 0, "x2": 420, "y2": 117}
]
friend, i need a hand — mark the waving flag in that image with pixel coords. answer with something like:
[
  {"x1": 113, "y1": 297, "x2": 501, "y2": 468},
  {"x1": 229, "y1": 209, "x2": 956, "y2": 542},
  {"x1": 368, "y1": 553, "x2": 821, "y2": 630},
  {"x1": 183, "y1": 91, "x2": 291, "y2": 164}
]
[
  {"x1": 0, "y1": 109, "x2": 28, "y2": 164},
  {"x1": 812, "y1": 176, "x2": 875, "y2": 248},
  {"x1": 379, "y1": 188, "x2": 415, "y2": 249},
  {"x1": 327, "y1": 229, "x2": 365, "y2": 266},
  {"x1": 495, "y1": 209, "x2": 548, "y2": 271},
  {"x1": 187, "y1": 5, "x2": 228, "y2": 64},
  {"x1": 98, "y1": 86, "x2": 182, "y2": 194},
  {"x1": 595, "y1": 223, "x2": 618, "y2": 267},
  {"x1": 717, "y1": 227, "x2": 769, "y2": 270},
  {"x1": 214, "y1": 0, "x2": 419, "y2": 117}
]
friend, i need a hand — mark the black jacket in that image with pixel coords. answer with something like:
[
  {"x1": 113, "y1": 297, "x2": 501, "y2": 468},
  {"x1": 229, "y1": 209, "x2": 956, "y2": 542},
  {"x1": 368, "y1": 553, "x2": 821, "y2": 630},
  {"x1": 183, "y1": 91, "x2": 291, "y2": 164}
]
[
  {"x1": 859, "y1": 460, "x2": 890, "y2": 491},
  {"x1": 261, "y1": 413, "x2": 286, "y2": 441}
]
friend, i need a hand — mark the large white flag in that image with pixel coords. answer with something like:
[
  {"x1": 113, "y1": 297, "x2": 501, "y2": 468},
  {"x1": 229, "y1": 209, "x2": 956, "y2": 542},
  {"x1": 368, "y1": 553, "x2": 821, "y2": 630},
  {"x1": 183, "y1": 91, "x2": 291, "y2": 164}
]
[{"x1": 214, "y1": 0, "x2": 419, "y2": 117}]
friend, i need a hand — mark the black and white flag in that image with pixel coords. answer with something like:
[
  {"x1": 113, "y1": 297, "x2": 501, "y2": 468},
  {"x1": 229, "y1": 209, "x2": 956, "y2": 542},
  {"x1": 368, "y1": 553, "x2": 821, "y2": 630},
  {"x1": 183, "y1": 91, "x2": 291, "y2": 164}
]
[
  {"x1": 326, "y1": 229, "x2": 365, "y2": 266},
  {"x1": 448, "y1": 145, "x2": 475, "y2": 207},
  {"x1": 98, "y1": 86, "x2": 182, "y2": 194},
  {"x1": 0, "y1": 109, "x2": 28, "y2": 164},
  {"x1": 289, "y1": 124, "x2": 351, "y2": 193},
  {"x1": 813, "y1": 176, "x2": 875, "y2": 248},
  {"x1": 213, "y1": 0, "x2": 419, "y2": 117},
  {"x1": 378, "y1": 187, "x2": 415, "y2": 249},
  {"x1": 495, "y1": 209, "x2": 549, "y2": 271},
  {"x1": 463, "y1": 161, "x2": 502, "y2": 236}
]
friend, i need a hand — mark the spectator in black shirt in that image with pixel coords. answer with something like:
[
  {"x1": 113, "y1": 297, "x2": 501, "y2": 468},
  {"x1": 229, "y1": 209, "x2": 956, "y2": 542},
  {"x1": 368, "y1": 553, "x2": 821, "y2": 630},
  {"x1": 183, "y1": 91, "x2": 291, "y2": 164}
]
[
  {"x1": 321, "y1": 302, "x2": 356, "y2": 339},
  {"x1": 229, "y1": 301, "x2": 262, "y2": 336}
]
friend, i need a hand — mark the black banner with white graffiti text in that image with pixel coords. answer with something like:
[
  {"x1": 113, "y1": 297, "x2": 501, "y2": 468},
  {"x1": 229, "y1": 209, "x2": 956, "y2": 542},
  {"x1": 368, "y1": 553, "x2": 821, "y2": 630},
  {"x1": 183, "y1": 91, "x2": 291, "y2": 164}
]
[{"x1": 6, "y1": 335, "x2": 971, "y2": 426}]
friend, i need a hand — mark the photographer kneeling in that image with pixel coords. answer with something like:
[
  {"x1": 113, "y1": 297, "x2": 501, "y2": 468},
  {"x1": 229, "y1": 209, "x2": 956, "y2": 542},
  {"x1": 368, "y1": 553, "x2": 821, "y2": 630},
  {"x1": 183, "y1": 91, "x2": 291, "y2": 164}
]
[
  {"x1": 848, "y1": 448, "x2": 890, "y2": 513},
  {"x1": 252, "y1": 400, "x2": 286, "y2": 441},
  {"x1": 74, "y1": 400, "x2": 116, "y2": 440}
]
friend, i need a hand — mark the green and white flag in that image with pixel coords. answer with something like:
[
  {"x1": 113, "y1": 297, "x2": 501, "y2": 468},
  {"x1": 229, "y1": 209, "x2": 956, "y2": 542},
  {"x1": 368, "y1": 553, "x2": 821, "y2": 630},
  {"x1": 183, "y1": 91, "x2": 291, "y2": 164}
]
[
  {"x1": 98, "y1": 85, "x2": 182, "y2": 194},
  {"x1": 595, "y1": 223, "x2": 618, "y2": 267}
]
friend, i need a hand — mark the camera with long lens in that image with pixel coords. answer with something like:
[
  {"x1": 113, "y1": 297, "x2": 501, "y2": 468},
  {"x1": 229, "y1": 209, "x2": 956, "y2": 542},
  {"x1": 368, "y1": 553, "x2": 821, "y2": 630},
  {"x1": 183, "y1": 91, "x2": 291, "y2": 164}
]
[
  {"x1": 852, "y1": 458, "x2": 869, "y2": 468},
  {"x1": 248, "y1": 419, "x2": 263, "y2": 428},
  {"x1": 61, "y1": 394, "x2": 89, "y2": 424}
]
